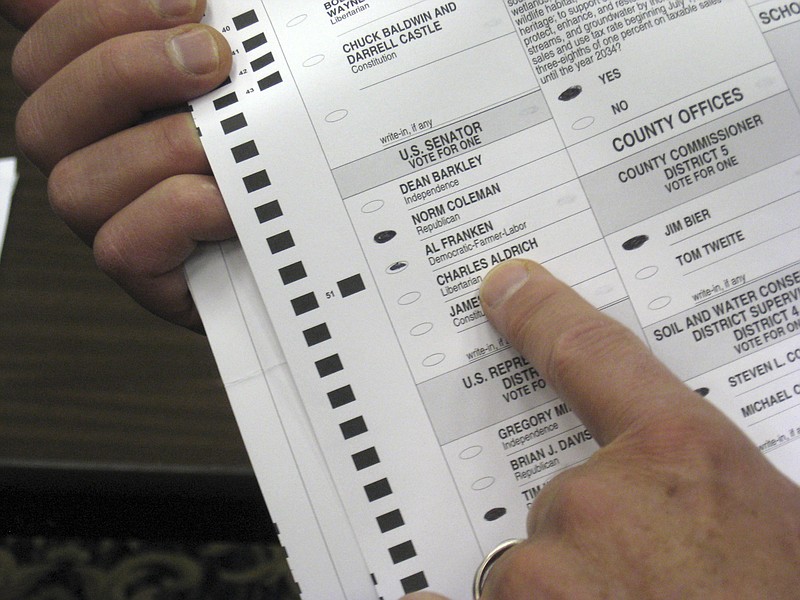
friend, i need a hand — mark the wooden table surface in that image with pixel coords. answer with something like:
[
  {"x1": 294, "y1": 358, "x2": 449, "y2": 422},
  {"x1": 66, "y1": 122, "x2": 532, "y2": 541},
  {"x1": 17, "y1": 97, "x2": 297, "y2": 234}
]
[{"x1": 0, "y1": 18, "x2": 251, "y2": 473}]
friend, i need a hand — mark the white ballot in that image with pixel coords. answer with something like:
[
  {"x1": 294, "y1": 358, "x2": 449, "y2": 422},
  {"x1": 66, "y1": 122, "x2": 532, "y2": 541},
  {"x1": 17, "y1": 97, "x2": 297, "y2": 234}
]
[{"x1": 187, "y1": 1, "x2": 800, "y2": 597}]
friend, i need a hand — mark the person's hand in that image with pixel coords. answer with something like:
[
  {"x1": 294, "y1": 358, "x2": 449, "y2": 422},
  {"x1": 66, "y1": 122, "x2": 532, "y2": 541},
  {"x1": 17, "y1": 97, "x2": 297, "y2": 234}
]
[
  {"x1": 406, "y1": 259, "x2": 800, "y2": 599},
  {"x1": 7, "y1": 0, "x2": 235, "y2": 331}
]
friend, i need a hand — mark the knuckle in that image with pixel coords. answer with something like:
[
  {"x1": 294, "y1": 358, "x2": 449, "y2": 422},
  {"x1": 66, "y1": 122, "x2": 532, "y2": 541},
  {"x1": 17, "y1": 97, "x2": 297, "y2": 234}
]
[
  {"x1": 540, "y1": 469, "x2": 606, "y2": 528},
  {"x1": 11, "y1": 36, "x2": 38, "y2": 93},
  {"x1": 47, "y1": 156, "x2": 85, "y2": 227},
  {"x1": 549, "y1": 472, "x2": 604, "y2": 518},
  {"x1": 15, "y1": 98, "x2": 50, "y2": 170},
  {"x1": 94, "y1": 38, "x2": 135, "y2": 93},
  {"x1": 155, "y1": 116, "x2": 204, "y2": 170},
  {"x1": 88, "y1": 0, "x2": 136, "y2": 37},
  {"x1": 93, "y1": 222, "x2": 134, "y2": 281}
]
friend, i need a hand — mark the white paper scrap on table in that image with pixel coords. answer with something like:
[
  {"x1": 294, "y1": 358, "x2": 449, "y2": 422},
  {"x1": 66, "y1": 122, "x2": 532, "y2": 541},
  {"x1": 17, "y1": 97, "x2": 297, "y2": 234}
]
[{"x1": 0, "y1": 157, "x2": 18, "y2": 263}]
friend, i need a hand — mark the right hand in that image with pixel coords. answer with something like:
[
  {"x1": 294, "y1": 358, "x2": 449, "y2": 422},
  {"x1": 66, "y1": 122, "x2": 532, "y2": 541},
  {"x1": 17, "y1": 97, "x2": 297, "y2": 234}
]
[
  {"x1": 406, "y1": 259, "x2": 800, "y2": 599},
  {"x1": 8, "y1": 0, "x2": 235, "y2": 331}
]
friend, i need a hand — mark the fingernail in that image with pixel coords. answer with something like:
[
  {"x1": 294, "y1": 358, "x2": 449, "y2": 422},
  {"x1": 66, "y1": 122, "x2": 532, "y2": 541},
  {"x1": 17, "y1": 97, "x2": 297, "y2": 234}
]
[
  {"x1": 153, "y1": 0, "x2": 196, "y2": 17},
  {"x1": 480, "y1": 260, "x2": 530, "y2": 309},
  {"x1": 169, "y1": 28, "x2": 219, "y2": 75}
]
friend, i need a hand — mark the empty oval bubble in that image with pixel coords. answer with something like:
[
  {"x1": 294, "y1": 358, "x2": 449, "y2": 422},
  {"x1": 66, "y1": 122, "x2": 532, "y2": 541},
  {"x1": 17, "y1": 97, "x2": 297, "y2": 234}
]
[
  {"x1": 303, "y1": 54, "x2": 325, "y2": 67},
  {"x1": 286, "y1": 14, "x2": 307, "y2": 27},
  {"x1": 422, "y1": 353, "x2": 446, "y2": 367},
  {"x1": 386, "y1": 261, "x2": 408, "y2": 274},
  {"x1": 459, "y1": 445, "x2": 483, "y2": 460},
  {"x1": 361, "y1": 199, "x2": 384, "y2": 213},
  {"x1": 410, "y1": 322, "x2": 433, "y2": 336},
  {"x1": 398, "y1": 291, "x2": 421, "y2": 305},
  {"x1": 648, "y1": 296, "x2": 671, "y2": 310},
  {"x1": 472, "y1": 476, "x2": 495, "y2": 491},
  {"x1": 572, "y1": 116, "x2": 595, "y2": 130},
  {"x1": 636, "y1": 265, "x2": 659, "y2": 280},
  {"x1": 325, "y1": 109, "x2": 349, "y2": 123}
]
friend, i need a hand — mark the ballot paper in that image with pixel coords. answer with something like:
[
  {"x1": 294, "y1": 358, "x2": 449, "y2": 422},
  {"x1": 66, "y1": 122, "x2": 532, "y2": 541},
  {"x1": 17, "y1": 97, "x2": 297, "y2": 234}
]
[
  {"x1": 0, "y1": 158, "x2": 18, "y2": 263},
  {"x1": 186, "y1": 1, "x2": 800, "y2": 597}
]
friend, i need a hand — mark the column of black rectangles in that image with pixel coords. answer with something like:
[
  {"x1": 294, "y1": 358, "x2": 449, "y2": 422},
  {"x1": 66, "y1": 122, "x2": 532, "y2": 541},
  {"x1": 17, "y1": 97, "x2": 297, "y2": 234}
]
[
  {"x1": 226, "y1": 9, "x2": 426, "y2": 589},
  {"x1": 320, "y1": 270, "x2": 427, "y2": 585},
  {"x1": 315, "y1": 276, "x2": 426, "y2": 590},
  {"x1": 213, "y1": 87, "x2": 282, "y2": 276},
  {"x1": 230, "y1": 9, "x2": 281, "y2": 91},
  {"x1": 227, "y1": 9, "x2": 282, "y2": 192}
]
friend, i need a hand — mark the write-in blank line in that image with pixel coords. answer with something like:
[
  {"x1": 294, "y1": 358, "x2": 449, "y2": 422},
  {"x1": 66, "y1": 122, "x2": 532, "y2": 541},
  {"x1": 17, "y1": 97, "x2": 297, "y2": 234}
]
[{"x1": 359, "y1": 32, "x2": 515, "y2": 92}]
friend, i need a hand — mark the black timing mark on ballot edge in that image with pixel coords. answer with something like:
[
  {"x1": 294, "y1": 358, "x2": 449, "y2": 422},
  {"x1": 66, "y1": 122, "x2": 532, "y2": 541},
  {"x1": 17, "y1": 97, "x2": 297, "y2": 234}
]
[
  {"x1": 266, "y1": 231, "x2": 294, "y2": 254},
  {"x1": 258, "y1": 71, "x2": 283, "y2": 91},
  {"x1": 315, "y1": 354, "x2": 343, "y2": 378},
  {"x1": 232, "y1": 140, "x2": 259, "y2": 163},
  {"x1": 255, "y1": 200, "x2": 282, "y2": 224},
  {"x1": 290, "y1": 292, "x2": 318, "y2": 316},
  {"x1": 303, "y1": 323, "x2": 331, "y2": 346},
  {"x1": 213, "y1": 92, "x2": 238, "y2": 111},
  {"x1": 212, "y1": 10, "x2": 428, "y2": 591},
  {"x1": 377, "y1": 509, "x2": 404, "y2": 532},
  {"x1": 339, "y1": 415, "x2": 368, "y2": 439},
  {"x1": 327, "y1": 385, "x2": 355, "y2": 409},
  {"x1": 401, "y1": 572, "x2": 429, "y2": 594},
  {"x1": 251, "y1": 52, "x2": 275, "y2": 72},
  {"x1": 243, "y1": 32, "x2": 267, "y2": 52},
  {"x1": 365, "y1": 478, "x2": 392, "y2": 502},
  {"x1": 352, "y1": 447, "x2": 380, "y2": 471},
  {"x1": 337, "y1": 274, "x2": 366, "y2": 297},
  {"x1": 221, "y1": 113, "x2": 247, "y2": 134},
  {"x1": 278, "y1": 261, "x2": 307, "y2": 285},
  {"x1": 233, "y1": 9, "x2": 258, "y2": 30},
  {"x1": 389, "y1": 540, "x2": 417, "y2": 564},
  {"x1": 243, "y1": 170, "x2": 270, "y2": 193}
]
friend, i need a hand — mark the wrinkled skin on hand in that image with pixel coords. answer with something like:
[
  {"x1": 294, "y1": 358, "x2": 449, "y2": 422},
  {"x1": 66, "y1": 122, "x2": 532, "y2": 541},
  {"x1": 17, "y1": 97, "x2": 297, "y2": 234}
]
[
  {"x1": 405, "y1": 260, "x2": 800, "y2": 600},
  {"x1": 5, "y1": 0, "x2": 236, "y2": 330}
]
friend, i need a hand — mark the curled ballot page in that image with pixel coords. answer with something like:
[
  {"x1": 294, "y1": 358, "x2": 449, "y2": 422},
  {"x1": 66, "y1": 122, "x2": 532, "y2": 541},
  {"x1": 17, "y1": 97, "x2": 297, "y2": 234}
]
[
  {"x1": 189, "y1": 0, "x2": 800, "y2": 597},
  {"x1": 185, "y1": 241, "x2": 378, "y2": 599}
]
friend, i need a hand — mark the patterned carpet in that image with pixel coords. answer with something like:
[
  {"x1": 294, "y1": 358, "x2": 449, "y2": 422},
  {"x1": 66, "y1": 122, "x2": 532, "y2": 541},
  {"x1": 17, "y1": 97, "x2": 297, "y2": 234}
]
[
  {"x1": 1, "y1": 465, "x2": 302, "y2": 600},
  {"x1": 0, "y1": 536, "x2": 300, "y2": 600}
]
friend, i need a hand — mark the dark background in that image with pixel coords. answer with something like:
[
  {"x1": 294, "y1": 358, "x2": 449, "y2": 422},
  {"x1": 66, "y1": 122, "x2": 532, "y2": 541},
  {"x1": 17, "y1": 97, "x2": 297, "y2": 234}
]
[{"x1": 0, "y1": 16, "x2": 272, "y2": 542}]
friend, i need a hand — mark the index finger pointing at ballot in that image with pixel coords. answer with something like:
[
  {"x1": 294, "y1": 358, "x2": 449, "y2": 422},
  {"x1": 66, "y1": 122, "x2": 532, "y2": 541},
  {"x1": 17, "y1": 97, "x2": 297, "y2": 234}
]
[{"x1": 479, "y1": 259, "x2": 721, "y2": 447}]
